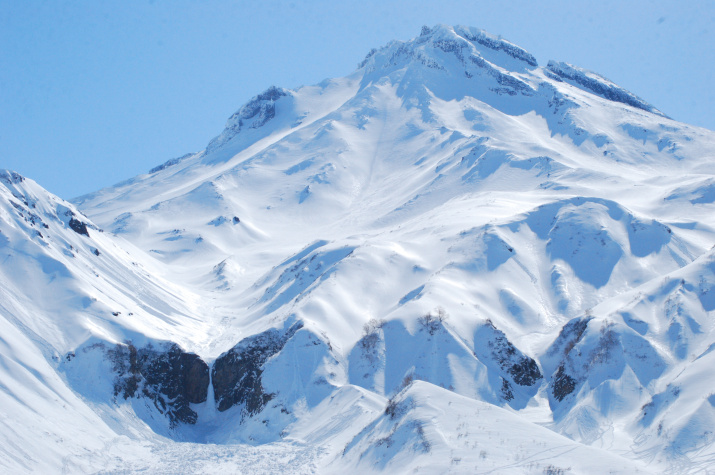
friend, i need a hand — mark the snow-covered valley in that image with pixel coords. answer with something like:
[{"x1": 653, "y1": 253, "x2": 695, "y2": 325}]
[{"x1": 2, "y1": 25, "x2": 715, "y2": 473}]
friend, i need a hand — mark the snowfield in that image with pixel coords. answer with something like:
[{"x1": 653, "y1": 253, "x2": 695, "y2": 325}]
[{"x1": 2, "y1": 24, "x2": 715, "y2": 473}]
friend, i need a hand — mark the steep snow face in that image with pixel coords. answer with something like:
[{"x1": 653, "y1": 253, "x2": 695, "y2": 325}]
[
  {"x1": 0, "y1": 170, "x2": 225, "y2": 472},
  {"x1": 4, "y1": 24, "x2": 715, "y2": 473},
  {"x1": 0, "y1": 170, "x2": 208, "y2": 353}
]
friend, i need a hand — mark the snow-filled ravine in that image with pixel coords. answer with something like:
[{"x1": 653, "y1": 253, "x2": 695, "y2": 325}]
[{"x1": 3, "y1": 25, "x2": 715, "y2": 474}]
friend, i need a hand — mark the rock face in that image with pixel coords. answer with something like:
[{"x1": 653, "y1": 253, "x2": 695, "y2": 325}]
[
  {"x1": 0, "y1": 170, "x2": 24, "y2": 184},
  {"x1": 475, "y1": 320, "x2": 543, "y2": 389},
  {"x1": 68, "y1": 217, "x2": 89, "y2": 236},
  {"x1": 544, "y1": 317, "x2": 591, "y2": 402},
  {"x1": 108, "y1": 342, "x2": 210, "y2": 427},
  {"x1": 552, "y1": 364, "x2": 577, "y2": 402},
  {"x1": 149, "y1": 152, "x2": 194, "y2": 174},
  {"x1": 544, "y1": 316, "x2": 667, "y2": 410},
  {"x1": 205, "y1": 86, "x2": 289, "y2": 153},
  {"x1": 72, "y1": 324, "x2": 306, "y2": 429},
  {"x1": 545, "y1": 60, "x2": 666, "y2": 116},
  {"x1": 212, "y1": 323, "x2": 302, "y2": 415}
]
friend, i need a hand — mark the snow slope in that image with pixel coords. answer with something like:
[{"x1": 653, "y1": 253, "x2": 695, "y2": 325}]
[{"x1": 3, "y1": 24, "x2": 715, "y2": 473}]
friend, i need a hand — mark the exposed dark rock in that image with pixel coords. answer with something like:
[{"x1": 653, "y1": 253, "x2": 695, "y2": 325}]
[
  {"x1": 546, "y1": 61, "x2": 666, "y2": 117},
  {"x1": 9, "y1": 200, "x2": 24, "y2": 214},
  {"x1": 149, "y1": 153, "x2": 194, "y2": 174},
  {"x1": 0, "y1": 170, "x2": 24, "y2": 185},
  {"x1": 552, "y1": 364, "x2": 577, "y2": 401},
  {"x1": 206, "y1": 86, "x2": 288, "y2": 153},
  {"x1": 385, "y1": 398, "x2": 399, "y2": 419},
  {"x1": 212, "y1": 322, "x2": 302, "y2": 416},
  {"x1": 545, "y1": 316, "x2": 664, "y2": 409},
  {"x1": 460, "y1": 28, "x2": 538, "y2": 67},
  {"x1": 466, "y1": 55, "x2": 533, "y2": 96},
  {"x1": 232, "y1": 216, "x2": 240, "y2": 224},
  {"x1": 501, "y1": 378, "x2": 514, "y2": 401},
  {"x1": 544, "y1": 317, "x2": 591, "y2": 403},
  {"x1": 434, "y1": 39, "x2": 465, "y2": 62},
  {"x1": 357, "y1": 47, "x2": 378, "y2": 69},
  {"x1": 108, "y1": 342, "x2": 209, "y2": 427},
  {"x1": 481, "y1": 320, "x2": 542, "y2": 386},
  {"x1": 68, "y1": 217, "x2": 89, "y2": 236},
  {"x1": 8, "y1": 196, "x2": 48, "y2": 229},
  {"x1": 508, "y1": 358, "x2": 542, "y2": 387},
  {"x1": 237, "y1": 87, "x2": 285, "y2": 130},
  {"x1": 546, "y1": 317, "x2": 592, "y2": 359}
]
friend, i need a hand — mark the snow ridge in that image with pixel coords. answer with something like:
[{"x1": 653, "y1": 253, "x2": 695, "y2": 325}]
[{"x1": 546, "y1": 60, "x2": 667, "y2": 117}]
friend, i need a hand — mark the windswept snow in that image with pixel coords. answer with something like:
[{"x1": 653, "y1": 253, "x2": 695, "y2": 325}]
[{"x1": 3, "y1": 24, "x2": 715, "y2": 473}]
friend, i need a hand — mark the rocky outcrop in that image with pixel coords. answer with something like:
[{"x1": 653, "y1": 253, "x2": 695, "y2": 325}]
[
  {"x1": 67, "y1": 324, "x2": 307, "y2": 429},
  {"x1": 546, "y1": 61, "x2": 667, "y2": 117},
  {"x1": 108, "y1": 342, "x2": 209, "y2": 427},
  {"x1": 552, "y1": 364, "x2": 577, "y2": 402},
  {"x1": 458, "y1": 26, "x2": 538, "y2": 67},
  {"x1": 544, "y1": 317, "x2": 666, "y2": 408},
  {"x1": 212, "y1": 322, "x2": 302, "y2": 415},
  {"x1": 543, "y1": 317, "x2": 591, "y2": 402},
  {"x1": 0, "y1": 170, "x2": 24, "y2": 185},
  {"x1": 68, "y1": 217, "x2": 89, "y2": 236},
  {"x1": 149, "y1": 153, "x2": 194, "y2": 174},
  {"x1": 205, "y1": 86, "x2": 289, "y2": 153},
  {"x1": 475, "y1": 320, "x2": 543, "y2": 390}
]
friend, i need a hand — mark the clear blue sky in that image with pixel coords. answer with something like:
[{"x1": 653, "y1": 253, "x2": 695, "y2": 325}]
[{"x1": 2, "y1": 1, "x2": 713, "y2": 199}]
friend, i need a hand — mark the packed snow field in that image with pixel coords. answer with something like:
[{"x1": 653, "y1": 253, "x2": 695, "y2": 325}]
[{"x1": 2, "y1": 25, "x2": 715, "y2": 473}]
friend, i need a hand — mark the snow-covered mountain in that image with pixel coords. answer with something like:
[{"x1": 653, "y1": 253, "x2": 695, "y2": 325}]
[{"x1": 3, "y1": 24, "x2": 715, "y2": 473}]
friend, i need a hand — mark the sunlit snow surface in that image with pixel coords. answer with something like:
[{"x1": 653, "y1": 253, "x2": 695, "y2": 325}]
[{"x1": 3, "y1": 25, "x2": 715, "y2": 473}]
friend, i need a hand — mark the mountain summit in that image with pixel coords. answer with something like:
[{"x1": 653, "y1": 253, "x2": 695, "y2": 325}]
[{"x1": 3, "y1": 25, "x2": 715, "y2": 473}]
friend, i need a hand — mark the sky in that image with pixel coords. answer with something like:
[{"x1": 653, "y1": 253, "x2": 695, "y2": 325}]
[{"x1": 1, "y1": 0, "x2": 714, "y2": 200}]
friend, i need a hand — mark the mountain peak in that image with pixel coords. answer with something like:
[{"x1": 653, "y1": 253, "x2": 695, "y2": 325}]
[
  {"x1": 206, "y1": 86, "x2": 291, "y2": 154},
  {"x1": 359, "y1": 24, "x2": 538, "y2": 75},
  {"x1": 429, "y1": 24, "x2": 537, "y2": 67},
  {"x1": 356, "y1": 24, "x2": 667, "y2": 118},
  {"x1": 0, "y1": 169, "x2": 25, "y2": 185},
  {"x1": 6, "y1": 21, "x2": 715, "y2": 474},
  {"x1": 186, "y1": 25, "x2": 670, "y2": 163}
]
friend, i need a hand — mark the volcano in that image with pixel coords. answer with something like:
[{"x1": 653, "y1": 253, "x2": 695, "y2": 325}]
[{"x1": 2, "y1": 25, "x2": 715, "y2": 473}]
